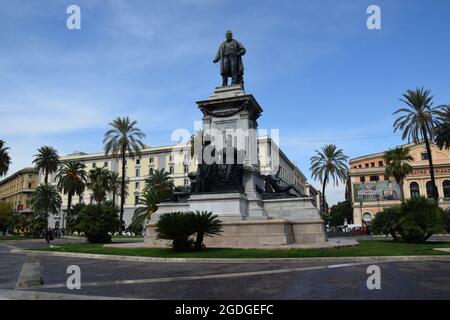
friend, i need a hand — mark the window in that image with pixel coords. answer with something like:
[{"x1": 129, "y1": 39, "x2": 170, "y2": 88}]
[
  {"x1": 135, "y1": 195, "x2": 139, "y2": 206},
  {"x1": 358, "y1": 165, "x2": 362, "y2": 168},
  {"x1": 384, "y1": 175, "x2": 390, "y2": 181},
  {"x1": 136, "y1": 159, "x2": 140, "y2": 165},
  {"x1": 28, "y1": 182, "x2": 32, "y2": 189},
  {"x1": 169, "y1": 166, "x2": 174, "y2": 174},
  {"x1": 149, "y1": 157, "x2": 154, "y2": 163},
  {"x1": 421, "y1": 153, "x2": 429, "y2": 160},
  {"x1": 135, "y1": 182, "x2": 140, "y2": 189},
  {"x1": 443, "y1": 180, "x2": 450, "y2": 198},
  {"x1": 28, "y1": 174, "x2": 33, "y2": 180},
  {"x1": 104, "y1": 162, "x2": 108, "y2": 167},
  {"x1": 136, "y1": 168, "x2": 140, "y2": 177},
  {"x1": 365, "y1": 163, "x2": 369, "y2": 168},
  {"x1": 149, "y1": 168, "x2": 154, "y2": 175},
  {"x1": 169, "y1": 155, "x2": 174, "y2": 162},
  {"x1": 92, "y1": 163, "x2": 96, "y2": 168},
  {"x1": 371, "y1": 162, "x2": 375, "y2": 168},
  {"x1": 184, "y1": 165, "x2": 189, "y2": 173},
  {"x1": 426, "y1": 181, "x2": 434, "y2": 199},
  {"x1": 370, "y1": 176, "x2": 380, "y2": 182},
  {"x1": 410, "y1": 182, "x2": 420, "y2": 198},
  {"x1": 360, "y1": 176, "x2": 366, "y2": 183},
  {"x1": 378, "y1": 161, "x2": 384, "y2": 167}
]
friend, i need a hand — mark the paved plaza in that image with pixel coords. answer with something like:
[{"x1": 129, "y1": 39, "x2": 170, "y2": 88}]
[{"x1": 1, "y1": 239, "x2": 450, "y2": 300}]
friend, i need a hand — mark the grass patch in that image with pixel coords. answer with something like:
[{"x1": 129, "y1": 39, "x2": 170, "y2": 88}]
[
  {"x1": 0, "y1": 235, "x2": 34, "y2": 241},
  {"x1": 35, "y1": 240, "x2": 450, "y2": 259}
]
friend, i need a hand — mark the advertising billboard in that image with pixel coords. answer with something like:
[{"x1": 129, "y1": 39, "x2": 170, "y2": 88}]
[{"x1": 353, "y1": 181, "x2": 401, "y2": 202}]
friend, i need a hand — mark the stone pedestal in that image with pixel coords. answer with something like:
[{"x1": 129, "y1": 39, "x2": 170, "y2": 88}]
[
  {"x1": 189, "y1": 192, "x2": 247, "y2": 221},
  {"x1": 144, "y1": 85, "x2": 327, "y2": 248}
]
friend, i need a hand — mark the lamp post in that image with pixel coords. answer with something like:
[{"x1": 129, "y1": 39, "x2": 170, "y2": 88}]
[
  {"x1": 359, "y1": 201, "x2": 363, "y2": 226},
  {"x1": 376, "y1": 194, "x2": 381, "y2": 214}
]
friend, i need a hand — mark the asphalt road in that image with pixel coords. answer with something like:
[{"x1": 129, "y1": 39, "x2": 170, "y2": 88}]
[{"x1": 1, "y1": 239, "x2": 450, "y2": 300}]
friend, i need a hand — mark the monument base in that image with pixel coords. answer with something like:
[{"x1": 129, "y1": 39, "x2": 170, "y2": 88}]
[{"x1": 144, "y1": 218, "x2": 326, "y2": 248}]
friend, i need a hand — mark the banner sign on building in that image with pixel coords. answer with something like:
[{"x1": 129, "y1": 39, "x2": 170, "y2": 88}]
[{"x1": 353, "y1": 181, "x2": 401, "y2": 201}]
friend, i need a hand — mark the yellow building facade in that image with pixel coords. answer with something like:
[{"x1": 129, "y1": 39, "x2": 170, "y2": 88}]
[
  {"x1": 349, "y1": 143, "x2": 450, "y2": 225},
  {"x1": 0, "y1": 167, "x2": 39, "y2": 213}
]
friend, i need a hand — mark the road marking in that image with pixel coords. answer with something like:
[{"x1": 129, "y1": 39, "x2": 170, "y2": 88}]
[
  {"x1": 328, "y1": 263, "x2": 357, "y2": 269},
  {"x1": 15, "y1": 255, "x2": 43, "y2": 289},
  {"x1": 0, "y1": 289, "x2": 141, "y2": 300},
  {"x1": 33, "y1": 262, "x2": 376, "y2": 290}
]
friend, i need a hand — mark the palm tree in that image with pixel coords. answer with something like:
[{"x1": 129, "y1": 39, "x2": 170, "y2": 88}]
[
  {"x1": 131, "y1": 170, "x2": 175, "y2": 233},
  {"x1": 130, "y1": 188, "x2": 160, "y2": 234},
  {"x1": 31, "y1": 184, "x2": 62, "y2": 216},
  {"x1": 108, "y1": 171, "x2": 121, "y2": 206},
  {"x1": 310, "y1": 144, "x2": 348, "y2": 213},
  {"x1": 435, "y1": 105, "x2": 450, "y2": 150},
  {"x1": 56, "y1": 161, "x2": 87, "y2": 213},
  {"x1": 190, "y1": 130, "x2": 204, "y2": 160},
  {"x1": 0, "y1": 139, "x2": 11, "y2": 177},
  {"x1": 33, "y1": 146, "x2": 60, "y2": 184},
  {"x1": 87, "y1": 167, "x2": 111, "y2": 203},
  {"x1": 103, "y1": 117, "x2": 146, "y2": 232},
  {"x1": 393, "y1": 88, "x2": 440, "y2": 200},
  {"x1": 143, "y1": 168, "x2": 174, "y2": 200},
  {"x1": 384, "y1": 147, "x2": 413, "y2": 200}
]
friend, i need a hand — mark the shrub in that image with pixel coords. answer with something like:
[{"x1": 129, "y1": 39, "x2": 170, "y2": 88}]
[
  {"x1": 155, "y1": 212, "x2": 196, "y2": 251},
  {"x1": 155, "y1": 211, "x2": 223, "y2": 251},
  {"x1": 443, "y1": 208, "x2": 450, "y2": 233},
  {"x1": 77, "y1": 203, "x2": 120, "y2": 243},
  {"x1": 398, "y1": 197, "x2": 443, "y2": 243},
  {"x1": 191, "y1": 211, "x2": 223, "y2": 249},
  {"x1": 371, "y1": 207, "x2": 402, "y2": 241},
  {"x1": 0, "y1": 201, "x2": 13, "y2": 233},
  {"x1": 66, "y1": 203, "x2": 85, "y2": 234}
]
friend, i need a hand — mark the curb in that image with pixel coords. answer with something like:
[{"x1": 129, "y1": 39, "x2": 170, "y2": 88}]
[{"x1": 9, "y1": 249, "x2": 450, "y2": 264}]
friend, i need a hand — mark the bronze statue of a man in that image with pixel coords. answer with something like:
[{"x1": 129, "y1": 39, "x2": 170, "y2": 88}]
[{"x1": 213, "y1": 31, "x2": 246, "y2": 87}]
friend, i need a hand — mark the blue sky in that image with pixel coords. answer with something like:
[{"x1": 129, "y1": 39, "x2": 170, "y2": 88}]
[{"x1": 1, "y1": 0, "x2": 450, "y2": 204}]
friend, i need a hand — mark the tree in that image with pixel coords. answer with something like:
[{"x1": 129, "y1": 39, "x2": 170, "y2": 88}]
[
  {"x1": 31, "y1": 184, "x2": 62, "y2": 234},
  {"x1": 108, "y1": 171, "x2": 121, "y2": 206},
  {"x1": 310, "y1": 145, "x2": 348, "y2": 213},
  {"x1": 384, "y1": 147, "x2": 413, "y2": 200},
  {"x1": 87, "y1": 167, "x2": 111, "y2": 203},
  {"x1": 190, "y1": 130, "x2": 204, "y2": 160},
  {"x1": 131, "y1": 169, "x2": 175, "y2": 234},
  {"x1": 33, "y1": 146, "x2": 60, "y2": 184},
  {"x1": 143, "y1": 168, "x2": 174, "y2": 200},
  {"x1": 0, "y1": 140, "x2": 11, "y2": 177},
  {"x1": 130, "y1": 188, "x2": 160, "y2": 235},
  {"x1": 56, "y1": 161, "x2": 87, "y2": 214},
  {"x1": 435, "y1": 105, "x2": 450, "y2": 150},
  {"x1": 328, "y1": 201, "x2": 353, "y2": 227},
  {"x1": 103, "y1": 117, "x2": 146, "y2": 233},
  {"x1": 393, "y1": 88, "x2": 440, "y2": 200},
  {"x1": 0, "y1": 201, "x2": 13, "y2": 232}
]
